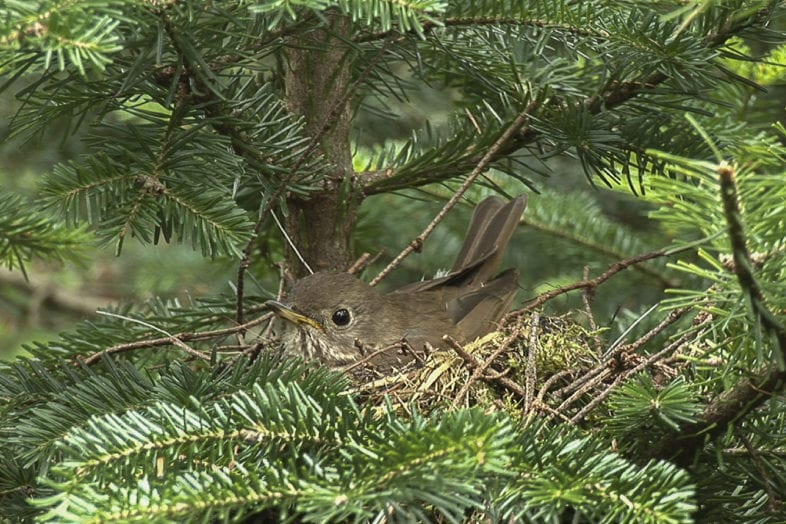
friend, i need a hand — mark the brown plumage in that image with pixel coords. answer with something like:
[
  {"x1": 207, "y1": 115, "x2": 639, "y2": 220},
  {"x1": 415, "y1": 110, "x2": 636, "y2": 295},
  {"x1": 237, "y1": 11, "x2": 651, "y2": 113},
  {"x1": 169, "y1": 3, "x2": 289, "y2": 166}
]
[{"x1": 266, "y1": 195, "x2": 527, "y2": 367}]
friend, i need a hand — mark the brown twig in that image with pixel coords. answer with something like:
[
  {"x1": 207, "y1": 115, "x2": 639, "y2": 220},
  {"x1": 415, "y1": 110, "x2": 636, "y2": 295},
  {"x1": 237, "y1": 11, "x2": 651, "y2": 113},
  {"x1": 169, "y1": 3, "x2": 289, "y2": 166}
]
[
  {"x1": 566, "y1": 373, "x2": 625, "y2": 424},
  {"x1": 524, "y1": 312, "x2": 540, "y2": 413},
  {"x1": 552, "y1": 368, "x2": 612, "y2": 417},
  {"x1": 509, "y1": 249, "x2": 671, "y2": 318},
  {"x1": 80, "y1": 312, "x2": 273, "y2": 365},
  {"x1": 339, "y1": 341, "x2": 420, "y2": 374},
  {"x1": 609, "y1": 307, "x2": 690, "y2": 359},
  {"x1": 535, "y1": 369, "x2": 577, "y2": 406},
  {"x1": 568, "y1": 332, "x2": 694, "y2": 424},
  {"x1": 370, "y1": 102, "x2": 538, "y2": 286},
  {"x1": 581, "y1": 266, "x2": 602, "y2": 353},
  {"x1": 93, "y1": 311, "x2": 213, "y2": 363},
  {"x1": 554, "y1": 307, "x2": 689, "y2": 401},
  {"x1": 399, "y1": 339, "x2": 427, "y2": 366},
  {"x1": 548, "y1": 316, "x2": 696, "y2": 423},
  {"x1": 450, "y1": 332, "x2": 518, "y2": 409},
  {"x1": 444, "y1": 335, "x2": 528, "y2": 401},
  {"x1": 531, "y1": 401, "x2": 574, "y2": 424},
  {"x1": 346, "y1": 253, "x2": 373, "y2": 275}
]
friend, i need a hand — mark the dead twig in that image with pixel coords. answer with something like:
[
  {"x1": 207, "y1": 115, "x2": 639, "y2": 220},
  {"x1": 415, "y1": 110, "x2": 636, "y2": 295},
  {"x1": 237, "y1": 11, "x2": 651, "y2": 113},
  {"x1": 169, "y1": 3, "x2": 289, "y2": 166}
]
[
  {"x1": 554, "y1": 307, "x2": 689, "y2": 401},
  {"x1": 524, "y1": 312, "x2": 540, "y2": 413},
  {"x1": 510, "y1": 249, "x2": 672, "y2": 318},
  {"x1": 370, "y1": 101, "x2": 538, "y2": 286},
  {"x1": 528, "y1": 372, "x2": 578, "y2": 425},
  {"x1": 568, "y1": 332, "x2": 694, "y2": 424},
  {"x1": 444, "y1": 335, "x2": 528, "y2": 402},
  {"x1": 450, "y1": 331, "x2": 519, "y2": 409},
  {"x1": 581, "y1": 266, "x2": 603, "y2": 353},
  {"x1": 81, "y1": 312, "x2": 273, "y2": 365},
  {"x1": 340, "y1": 341, "x2": 422, "y2": 374},
  {"x1": 551, "y1": 368, "x2": 613, "y2": 419},
  {"x1": 93, "y1": 311, "x2": 213, "y2": 363},
  {"x1": 346, "y1": 252, "x2": 372, "y2": 275}
]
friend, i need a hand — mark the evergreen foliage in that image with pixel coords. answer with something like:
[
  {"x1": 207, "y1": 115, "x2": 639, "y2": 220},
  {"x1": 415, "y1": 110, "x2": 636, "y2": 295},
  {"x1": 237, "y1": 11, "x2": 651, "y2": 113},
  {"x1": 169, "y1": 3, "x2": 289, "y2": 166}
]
[
  {"x1": 0, "y1": 193, "x2": 91, "y2": 276},
  {"x1": 1, "y1": 0, "x2": 786, "y2": 522},
  {"x1": 6, "y1": 356, "x2": 696, "y2": 523}
]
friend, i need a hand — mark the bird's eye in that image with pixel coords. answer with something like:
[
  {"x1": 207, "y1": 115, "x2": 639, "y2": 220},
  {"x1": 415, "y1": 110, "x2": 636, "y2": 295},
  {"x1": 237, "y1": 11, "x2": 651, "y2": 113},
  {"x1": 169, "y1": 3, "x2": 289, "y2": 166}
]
[{"x1": 331, "y1": 308, "x2": 351, "y2": 327}]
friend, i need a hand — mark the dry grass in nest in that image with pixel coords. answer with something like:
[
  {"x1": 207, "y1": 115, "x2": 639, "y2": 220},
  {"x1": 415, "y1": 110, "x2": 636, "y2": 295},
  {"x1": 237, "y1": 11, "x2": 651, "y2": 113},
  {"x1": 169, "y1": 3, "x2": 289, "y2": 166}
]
[{"x1": 346, "y1": 313, "x2": 602, "y2": 420}]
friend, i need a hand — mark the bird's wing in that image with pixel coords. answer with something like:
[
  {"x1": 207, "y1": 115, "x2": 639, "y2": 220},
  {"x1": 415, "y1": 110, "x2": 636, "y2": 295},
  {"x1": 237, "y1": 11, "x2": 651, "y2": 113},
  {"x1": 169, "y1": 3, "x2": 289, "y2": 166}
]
[
  {"x1": 450, "y1": 268, "x2": 519, "y2": 340},
  {"x1": 452, "y1": 194, "x2": 527, "y2": 286},
  {"x1": 392, "y1": 194, "x2": 527, "y2": 294}
]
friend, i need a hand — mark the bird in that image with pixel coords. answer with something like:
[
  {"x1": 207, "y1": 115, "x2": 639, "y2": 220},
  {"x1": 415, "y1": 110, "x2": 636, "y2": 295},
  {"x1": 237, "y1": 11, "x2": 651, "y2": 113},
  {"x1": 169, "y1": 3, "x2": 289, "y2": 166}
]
[{"x1": 266, "y1": 194, "x2": 527, "y2": 368}]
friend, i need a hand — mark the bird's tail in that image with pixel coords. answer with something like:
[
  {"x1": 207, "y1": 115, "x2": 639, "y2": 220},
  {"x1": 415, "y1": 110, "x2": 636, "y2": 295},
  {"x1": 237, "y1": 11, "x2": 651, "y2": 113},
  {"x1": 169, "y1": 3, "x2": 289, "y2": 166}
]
[
  {"x1": 392, "y1": 194, "x2": 527, "y2": 294},
  {"x1": 450, "y1": 194, "x2": 527, "y2": 286}
]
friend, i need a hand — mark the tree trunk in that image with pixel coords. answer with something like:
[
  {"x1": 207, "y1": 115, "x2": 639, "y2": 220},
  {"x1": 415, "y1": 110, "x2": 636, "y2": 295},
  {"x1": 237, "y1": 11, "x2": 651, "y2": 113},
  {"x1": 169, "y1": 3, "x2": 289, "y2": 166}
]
[{"x1": 283, "y1": 14, "x2": 358, "y2": 276}]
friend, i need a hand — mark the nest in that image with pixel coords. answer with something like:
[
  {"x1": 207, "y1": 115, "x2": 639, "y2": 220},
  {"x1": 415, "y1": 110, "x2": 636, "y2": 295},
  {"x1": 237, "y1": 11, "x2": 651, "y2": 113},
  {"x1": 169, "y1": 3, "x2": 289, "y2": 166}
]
[
  {"x1": 252, "y1": 307, "x2": 687, "y2": 423},
  {"x1": 344, "y1": 313, "x2": 603, "y2": 419}
]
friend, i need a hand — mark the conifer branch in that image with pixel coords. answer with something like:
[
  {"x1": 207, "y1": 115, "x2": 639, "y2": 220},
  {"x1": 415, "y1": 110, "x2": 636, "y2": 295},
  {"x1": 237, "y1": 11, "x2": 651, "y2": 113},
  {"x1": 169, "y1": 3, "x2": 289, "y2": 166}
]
[
  {"x1": 1, "y1": 2, "x2": 784, "y2": 521},
  {"x1": 647, "y1": 163, "x2": 786, "y2": 467},
  {"x1": 155, "y1": 12, "x2": 304, "y2": 180},
  {"x1": 360, "y1": 5, "x2": 771, "y2": 192},
  {"x1": 0, "y1": 193, "x2": 91, "y2": 277},
  {"x1": 356, "y1": 16, "x2": 610, "y2": 43}
]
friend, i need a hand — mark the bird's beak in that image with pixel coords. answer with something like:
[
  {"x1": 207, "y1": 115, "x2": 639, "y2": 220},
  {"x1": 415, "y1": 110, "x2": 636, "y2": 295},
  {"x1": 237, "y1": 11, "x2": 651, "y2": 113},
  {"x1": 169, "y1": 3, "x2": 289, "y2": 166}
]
[{"x1": 265, "y1": 300, "x2": 324, "y2": 331}]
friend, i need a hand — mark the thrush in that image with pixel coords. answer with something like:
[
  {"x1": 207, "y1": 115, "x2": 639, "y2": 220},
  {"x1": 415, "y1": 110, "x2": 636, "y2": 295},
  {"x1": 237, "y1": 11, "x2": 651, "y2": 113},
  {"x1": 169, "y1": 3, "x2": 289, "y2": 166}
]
[{"x1": 266, "y1": 195, "x2": 527, "y2": 367}]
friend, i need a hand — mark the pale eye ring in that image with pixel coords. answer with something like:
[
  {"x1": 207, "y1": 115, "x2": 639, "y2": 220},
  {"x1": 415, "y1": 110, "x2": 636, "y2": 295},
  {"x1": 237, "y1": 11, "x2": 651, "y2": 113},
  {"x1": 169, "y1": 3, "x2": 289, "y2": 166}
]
[{"x1": 331, "y1": 308, "x2": 352, "y2": 327}]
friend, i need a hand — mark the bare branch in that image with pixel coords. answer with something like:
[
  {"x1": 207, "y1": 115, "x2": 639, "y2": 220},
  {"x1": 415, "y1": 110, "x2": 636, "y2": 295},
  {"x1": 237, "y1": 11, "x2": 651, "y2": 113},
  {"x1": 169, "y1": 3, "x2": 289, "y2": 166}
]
[
  {"x1": 370, "y1": 101, "x2": 538, "y2": 286},
  {"x1": 509, "y1": 249, "x2": 673, "y2": 318},
  {"x1": 80, "y1": 311, "x2": 272, "y2": 365}
]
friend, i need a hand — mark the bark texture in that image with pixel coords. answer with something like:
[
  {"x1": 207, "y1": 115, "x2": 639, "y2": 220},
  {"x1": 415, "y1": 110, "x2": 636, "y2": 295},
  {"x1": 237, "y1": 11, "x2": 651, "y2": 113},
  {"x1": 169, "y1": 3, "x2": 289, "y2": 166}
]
[{"x1": 283, "y1": 15, "x2": 359, "y2": 275}]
